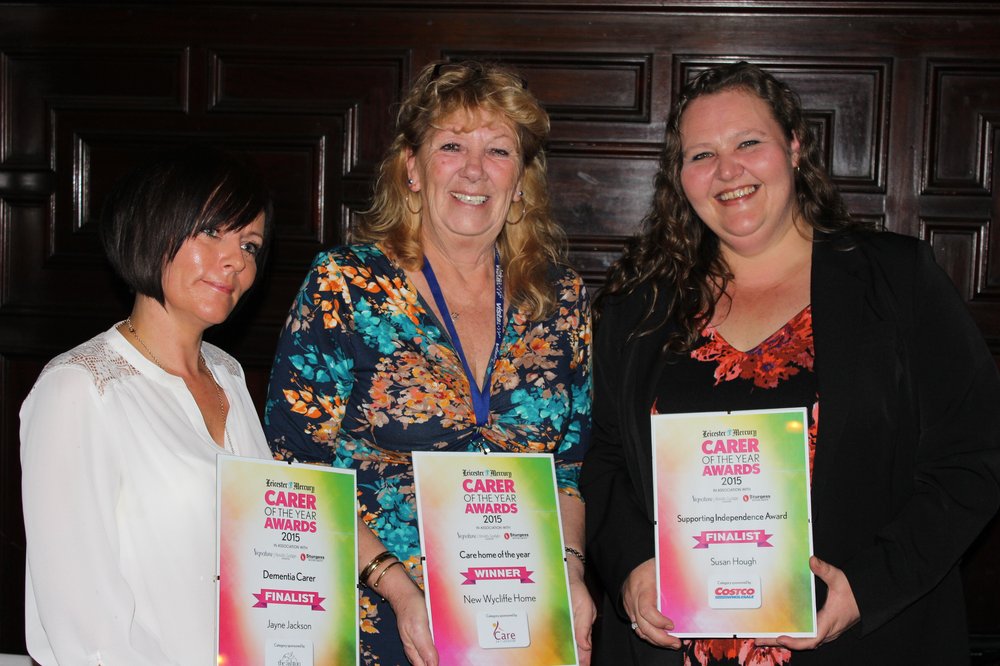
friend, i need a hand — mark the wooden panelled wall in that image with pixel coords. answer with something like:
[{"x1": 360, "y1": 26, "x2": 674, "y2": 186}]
[{"x1": 2, "y1": 1, "x2": 999, "y2": 658}]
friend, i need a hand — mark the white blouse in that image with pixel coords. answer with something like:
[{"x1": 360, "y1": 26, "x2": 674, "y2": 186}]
[{"x1": 20, "y1": 325, "x2": 271, "y2": 665}]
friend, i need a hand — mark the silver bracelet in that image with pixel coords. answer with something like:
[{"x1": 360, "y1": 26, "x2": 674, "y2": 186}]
[{"x1": 564, "y1": 546, "x2": 586, "y2": 565}]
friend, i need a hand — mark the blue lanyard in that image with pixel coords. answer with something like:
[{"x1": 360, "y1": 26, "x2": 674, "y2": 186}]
[{"x1": 421, "y1": 249, "x2": 504, "y2": 428}]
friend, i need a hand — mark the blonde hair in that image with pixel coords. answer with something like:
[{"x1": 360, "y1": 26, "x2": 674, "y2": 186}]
[{"x1": 359, "y1": 60, "x2": 566, "y2": 320}]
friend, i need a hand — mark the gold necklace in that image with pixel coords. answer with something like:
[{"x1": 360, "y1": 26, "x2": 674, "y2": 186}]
[
  {"x1": 425, "y1": 244, "x2": 494, "y2": 321},
  {"x1": 124, "y1": 317, "x2": 231, "y2": 451}
]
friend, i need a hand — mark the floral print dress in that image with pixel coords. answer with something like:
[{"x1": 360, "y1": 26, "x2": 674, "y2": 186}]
[
  {"x1": 655, "y1": 306, "x2": 818, "y2": 666},
  {"x1": 264, "y1": 243, "x2": 592, "y2": 665}
]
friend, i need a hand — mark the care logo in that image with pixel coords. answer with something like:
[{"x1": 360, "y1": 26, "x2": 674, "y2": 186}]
[
  {"x1": 492, "y1": 620, "x2": 517, "y2": 643},
  {"x1": 476, "y1": 610, "x2": 530, "y2": 648},
  {"x1": 503, "y1": 531, "x2": 529, "y2": 541}
]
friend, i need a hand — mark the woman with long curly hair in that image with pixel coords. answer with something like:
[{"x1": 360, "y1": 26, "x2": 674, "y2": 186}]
[{"x1": 582, "y1": 61, "x2": 1000, "y2": 665}]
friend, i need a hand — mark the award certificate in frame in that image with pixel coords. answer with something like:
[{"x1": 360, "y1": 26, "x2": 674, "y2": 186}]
[
  {"x1": 651, "y1": 408, "x2": 816, "y2": 638},
  {"x1": 413, "y1": 451, "x2": 578, "y2": 666},
  {"x1": 217, "y1": 457, "x2": 358, "y2": 665}
]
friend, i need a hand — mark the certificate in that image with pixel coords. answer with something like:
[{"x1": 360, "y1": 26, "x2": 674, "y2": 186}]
[
  {"x1": 651, "y1": 408, "x2": 816, "y2": 637},
  {"x1": 216, "y1": 457, "x2": 358, "y2": 665},
  {"x1": 413, "y1": 451, "x2": 578, "y2": 666}
]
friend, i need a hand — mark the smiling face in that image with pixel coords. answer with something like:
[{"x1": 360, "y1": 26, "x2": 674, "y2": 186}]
[
  {"x1": 405, "y1": 108, "x2": 523, "y2": 250},
  {"x1": 160, "y1": 213, "x2": 265, "y2": 331},
  {"x1": 679, "y1": 89, "x2": 802, "y2": 258}
]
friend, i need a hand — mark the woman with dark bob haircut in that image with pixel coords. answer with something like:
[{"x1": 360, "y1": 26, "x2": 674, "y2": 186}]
[
  {"x1": 21, "y1": 146, "x2": 275, "y2": 665},
  {"x1": 265, "y1": 60, "x2": 594, "y2": 665},
  {"x1": 582, "y1": 61, "x2": 1000, "y2": 665}
]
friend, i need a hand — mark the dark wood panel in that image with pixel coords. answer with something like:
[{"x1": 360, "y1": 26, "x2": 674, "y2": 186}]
[
  {"x1": 678, "y1": 57, "x2": 891, "y2": 193},
  {"x1": 0, "y1": 356, "x2": 46, "y2": 658},
  {"x1": 209, "y1": 49, "x2": 407, "y2": 170},
  {"x1": 445, "y1": 51, "x2": 654, "y2": 123},
  {"x1": 2, "y1": 2, "x2": 1000, "y2": 658},
  {"x1": 925, "y1": 61, "x2": 1000, "y2": 194},
  {"x1": 924, "y1": 218, "x2": 989, "y2": 301},
  {"x1": 547, "y1": 142, "x2": 661, "y2": 236}
]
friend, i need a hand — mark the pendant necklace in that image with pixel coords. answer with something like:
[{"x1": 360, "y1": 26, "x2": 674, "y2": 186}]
[{"x1": 124, "y1": 317, "x2": 233, "y2": 452}]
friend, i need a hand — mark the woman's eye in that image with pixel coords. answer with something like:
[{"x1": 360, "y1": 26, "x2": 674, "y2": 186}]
[
  {"x1": 738, "y1": 139, "x2": 761, "y2": 149},
  {"x1": 488, "y1": 147, "x2": 511, "y2": 158},
  {"x1": 241, "y1": 242, "x2": 261, "y2": 257},
  {"x1": 201, "y1": 227, "x2": 220, "y2": 238},
  {"x1": 440, "y1": 142, "x2": 460, "y2": 152},
  {"x1": 689, "y1": 151, "x2": 712, "y2": 162}
]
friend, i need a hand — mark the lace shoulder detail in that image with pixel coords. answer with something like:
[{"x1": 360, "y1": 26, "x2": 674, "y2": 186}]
[
  {"x1": 201, "y1": 342, "x2": 243, "y2": 378},
  {"x1": 40, "y1": 334, "x2": 140, "y2": 396}
]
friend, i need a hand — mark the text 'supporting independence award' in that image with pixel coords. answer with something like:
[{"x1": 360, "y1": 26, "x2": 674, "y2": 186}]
[
  {"x1": 652, "y1": 408, "x2": 817, "y2": 638},
  {"x1": 413, "y1": 451, "x2": 578, "y2": 666},
  {"x1": 216, "y1": 457, "x2": 358, "y2": 665}
]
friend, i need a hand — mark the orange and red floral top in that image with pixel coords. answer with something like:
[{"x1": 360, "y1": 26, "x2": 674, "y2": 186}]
[{"x1": 656, "y1": 306, "x2": 818, "y2": 666}]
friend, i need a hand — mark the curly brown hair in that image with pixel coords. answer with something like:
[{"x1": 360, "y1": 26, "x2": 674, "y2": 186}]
[
  {"x1": 597, "y1": 61, "x2": 859, "y2": 350},
  {"x1": 359, "y1": 60, "x2": 566, "y2": 320}
]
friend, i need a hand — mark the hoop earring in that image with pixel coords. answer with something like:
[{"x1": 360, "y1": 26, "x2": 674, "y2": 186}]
[
  {"x1": 405, "y1": 194, "x2": 423, "y2": 215},
  {"x1": 506, "y1": 198, "x2": 526, "y2": 225}
]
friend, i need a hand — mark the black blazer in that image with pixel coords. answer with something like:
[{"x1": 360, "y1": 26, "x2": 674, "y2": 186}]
[{"x1": 581, "y1": 231, "x2": 1000, "y2": 665}]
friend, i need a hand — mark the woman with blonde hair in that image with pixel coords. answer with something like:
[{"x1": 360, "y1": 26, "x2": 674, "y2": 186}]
[{"x1": 266, "y1": 60, "x2": 594, "y2": 665}]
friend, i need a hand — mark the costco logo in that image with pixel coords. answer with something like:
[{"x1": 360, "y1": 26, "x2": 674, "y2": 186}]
[{"x1": 708, "y1": 576, "x2": 762, "y2": 609}]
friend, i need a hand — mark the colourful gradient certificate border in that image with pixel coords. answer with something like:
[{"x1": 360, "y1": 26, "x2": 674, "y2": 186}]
[
  {"x1": 651, "y1": 408, "x2": 816, "y2": 638},
  {"x1": 216, "y1": 457, "x2": 358, "y2": 665},
  {"x1": 413, "y1": 451, "x2": 578, "y2": 666}
]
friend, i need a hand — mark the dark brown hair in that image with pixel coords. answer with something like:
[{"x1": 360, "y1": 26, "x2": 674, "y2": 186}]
[
  {"x1": 597, "y1": 61, "x2": 858, "y2": 350},
  {"x1": 100, "y1": 145, "x2": 273, "y2": 303}
]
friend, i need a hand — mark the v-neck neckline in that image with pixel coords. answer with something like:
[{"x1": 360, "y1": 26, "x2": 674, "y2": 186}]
[
  {"x1": 705, "y1": 304, "x2": 811, "y2": 354},
  {"x1": 379, "y1": 245, "x2": 512, "y2": 413}
]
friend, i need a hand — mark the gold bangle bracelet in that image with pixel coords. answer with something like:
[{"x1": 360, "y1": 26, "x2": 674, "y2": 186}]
[
  {"x1": 371, "y1": 559, "x2": 406, "y2": 590},
  {"x1": 359, "y1": 550, "x2": 394, "y2": 586}
]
